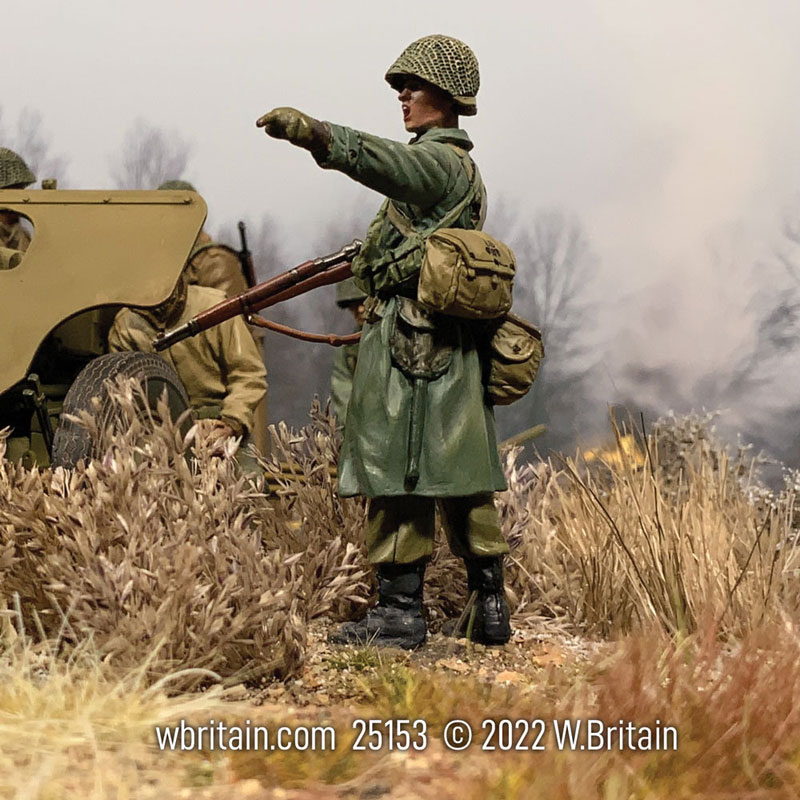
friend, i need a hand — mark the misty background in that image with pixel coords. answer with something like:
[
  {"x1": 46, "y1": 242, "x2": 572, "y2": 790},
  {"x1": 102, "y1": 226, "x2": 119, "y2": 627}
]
[{"x1": 5, "y1": 1, "x2": 800, "y2": 467}]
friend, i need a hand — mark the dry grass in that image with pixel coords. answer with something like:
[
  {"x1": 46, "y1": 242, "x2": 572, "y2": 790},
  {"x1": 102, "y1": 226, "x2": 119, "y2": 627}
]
[
  {"x1": 257, "y1": 399, "x2": 371, "y2": 623},
  {"x1": 0, "y1": 383, "x2": 364, "y2": 688},
  {"x1": 5, "y1": 384, "x2": 800, "y2": 795},
  {"x1": 5, "y1": 387, "x2": 799, "y2": 671},
  {"x1": 0, "y1": 634, "x2": 236, "y2": 799},
  {"x1": 503, "y1": 413, "x2": 800, "y2": 637}
]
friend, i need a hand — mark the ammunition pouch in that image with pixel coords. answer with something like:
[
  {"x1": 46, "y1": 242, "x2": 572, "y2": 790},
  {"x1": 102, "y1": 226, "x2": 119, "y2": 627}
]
[
  {"x1": 484, "y1": 313, "x2": 544, "y2": 406},
  {"x1": 377, "y1": 146, "x2": 516, "y2": 320},
  {"x1": 351, "y1": 201, "x2": 425, "y2": 296}
]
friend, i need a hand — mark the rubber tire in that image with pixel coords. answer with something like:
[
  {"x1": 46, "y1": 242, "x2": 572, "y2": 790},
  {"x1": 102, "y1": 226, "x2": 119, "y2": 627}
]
[{"x1": 51, "y1": 352, "x2": 192, "y2": 468}]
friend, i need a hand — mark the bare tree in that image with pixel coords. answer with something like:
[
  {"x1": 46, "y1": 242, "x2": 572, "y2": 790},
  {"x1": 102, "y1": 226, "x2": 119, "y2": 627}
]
[
  {"x1": 0, "y1": 106, "x2": 69, "y2": 183},
  {"x1": 110, "y1": 118, "x2": 191, "y2": 189},
  {"x1": 738, "y1": 202, "x2": 800, "y2": 466},
  {"x1": 489, "y1": 205, "x2": 599, "y2": 452},
  {"x1": 514, "y1": 209, "x2": 596, "y2": 359}
]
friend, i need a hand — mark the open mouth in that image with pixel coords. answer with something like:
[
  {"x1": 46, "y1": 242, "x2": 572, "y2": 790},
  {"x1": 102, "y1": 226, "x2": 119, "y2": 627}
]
[{"x1": 402, "y1": 105, "x2": 410, "y2": 120}]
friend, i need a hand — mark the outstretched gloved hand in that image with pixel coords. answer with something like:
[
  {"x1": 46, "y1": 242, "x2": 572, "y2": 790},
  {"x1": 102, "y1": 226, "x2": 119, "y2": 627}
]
[{"x1": 256, "y1": 107, "x2": 330, "y2": 156}]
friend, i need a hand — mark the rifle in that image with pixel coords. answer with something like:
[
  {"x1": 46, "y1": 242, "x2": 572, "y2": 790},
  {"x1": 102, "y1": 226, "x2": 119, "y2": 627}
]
[
  {"x1": 154, "y1": 239, "x2": 362, "y2": 351},
  {"x1": 500, "y1": 424, "x2": 546, "y2": 449},
  {"x1": 237, "y1": 220, "x2": 258, "y2": 289}
]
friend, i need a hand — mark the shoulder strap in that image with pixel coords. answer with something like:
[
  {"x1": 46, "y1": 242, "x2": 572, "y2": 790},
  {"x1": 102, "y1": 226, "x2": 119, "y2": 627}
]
[
  {"x1": 386, "y1": 143, "x2": 484, "y2": 237},
  {"x1": 385, "y1": 199, "x2": 415, "y2": 236}
]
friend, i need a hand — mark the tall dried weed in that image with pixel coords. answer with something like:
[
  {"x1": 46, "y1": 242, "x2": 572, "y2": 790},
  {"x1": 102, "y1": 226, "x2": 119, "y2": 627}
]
[
  {"x1": 0, "y1": 383, "x2": 356, "y2": 685},
  {"x1": 505, "y1": 412, "x2": 800, "y2": 636},
  {"x1": 5, "y1": 375, "x2": 800, "y2": 687},
  {"x1": 258, "y1": 399, "x2": 371, "y2": 621}
]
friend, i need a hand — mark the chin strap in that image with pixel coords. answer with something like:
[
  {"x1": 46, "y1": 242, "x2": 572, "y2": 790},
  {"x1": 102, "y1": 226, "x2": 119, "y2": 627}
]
[{"x1": 246, "y1": 313, "x2": 361, "y2": 347}]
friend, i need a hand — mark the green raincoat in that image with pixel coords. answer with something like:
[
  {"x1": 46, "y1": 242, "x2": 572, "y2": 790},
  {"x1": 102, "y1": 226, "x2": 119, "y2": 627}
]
[
  {"x1": 315, "y1": 124, "x2": 506, "y2": 498},
  {"x1": 331, "y1": 341, "x2": 359, "y2": 423}
]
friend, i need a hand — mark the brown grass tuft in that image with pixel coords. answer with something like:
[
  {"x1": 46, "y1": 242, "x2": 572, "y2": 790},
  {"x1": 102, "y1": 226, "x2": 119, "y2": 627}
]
[
  {"x1": 503, "y1": 413, "x2": 800, "y2": 636},
  {"x1": 1, "y1": 383, "x2": 348, "y2": 686}
]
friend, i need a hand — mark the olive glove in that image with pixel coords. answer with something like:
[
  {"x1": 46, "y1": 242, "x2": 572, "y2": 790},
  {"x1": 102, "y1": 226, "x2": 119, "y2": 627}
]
[{"x1": 256, "y1": 107, "x2": 330, "y2": 157}]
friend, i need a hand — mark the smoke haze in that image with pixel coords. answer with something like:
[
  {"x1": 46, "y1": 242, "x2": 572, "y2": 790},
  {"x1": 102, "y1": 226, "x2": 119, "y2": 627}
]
[{"x1": 5, "y1": 0, "x2": 800, "y2": 462}]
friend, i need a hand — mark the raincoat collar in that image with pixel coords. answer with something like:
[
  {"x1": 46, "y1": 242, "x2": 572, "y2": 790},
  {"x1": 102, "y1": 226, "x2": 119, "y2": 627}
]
[{"x1": 410, "y1": 127, "x2": 473, "y2": 150}]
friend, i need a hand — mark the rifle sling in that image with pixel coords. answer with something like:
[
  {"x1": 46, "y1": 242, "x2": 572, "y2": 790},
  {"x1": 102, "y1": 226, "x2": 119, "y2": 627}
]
[{"x1": 247, "y1": 314, "x2": 361, "y2": 347}]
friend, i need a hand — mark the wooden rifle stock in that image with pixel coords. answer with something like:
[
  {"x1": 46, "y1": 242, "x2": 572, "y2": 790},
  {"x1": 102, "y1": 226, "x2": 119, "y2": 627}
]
[
  {"x1": 154, "y1": 239, "x2": 361, "y2": 351},
  {"x1": 252, "y1": 260, "x2": 353, "y2": 311}
]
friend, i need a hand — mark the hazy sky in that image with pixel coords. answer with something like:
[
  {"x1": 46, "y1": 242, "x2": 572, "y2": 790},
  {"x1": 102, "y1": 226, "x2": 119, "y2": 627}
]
[
  {"x1": 6, "y1": 0, "x2": 800, "y2": 449},
  {"x1": 7, "y1": 2, "x2": 800, "y2": 247}
]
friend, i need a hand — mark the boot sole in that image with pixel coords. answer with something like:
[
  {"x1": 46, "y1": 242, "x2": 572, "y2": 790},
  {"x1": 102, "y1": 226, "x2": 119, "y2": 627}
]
[{"x1": 468, "y1": 635, "x2": 510, "y2": 646}]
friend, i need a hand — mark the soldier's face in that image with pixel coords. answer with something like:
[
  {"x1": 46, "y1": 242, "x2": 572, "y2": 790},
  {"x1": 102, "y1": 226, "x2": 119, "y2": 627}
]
[{"x1": 397, "y1": 78, "x2": 457, "y2": 133}]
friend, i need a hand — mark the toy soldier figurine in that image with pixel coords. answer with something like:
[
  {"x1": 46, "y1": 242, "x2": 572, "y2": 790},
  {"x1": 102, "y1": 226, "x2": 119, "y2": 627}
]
[
  {"x1": 107, "y1": 271, "x2": 267, "y2": 471},
  {"x1": 258, "y1": 34, "x2": 511, "y2": 649},
  {"x1": 331, "y1": 277, "x2": 367, "y2": 423},
  {"x1": 158, "y1": 180, "x2": 250, "y2": 299},
  {"x1": 0, "y1": 147, "x2": 36, "y2": 254},
  {"x1": 157, "y1": 180, "x2": 269, "y2": 456}
]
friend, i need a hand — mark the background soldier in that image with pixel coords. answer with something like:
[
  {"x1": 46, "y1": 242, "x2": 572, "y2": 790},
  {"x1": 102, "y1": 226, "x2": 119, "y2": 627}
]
[
  {"x1": 0, "y1": 147, "x2": 36, "y2": 253},
  {"x1": 331, "y1": 277, "x2": 366, "y2": 423},
  {"x1": 158, "y1": 179, "x2": 268, "y2": 455},
  {"x1": 107, "y1": 272, "x2": 266, "y2": 471},
  {"x1": 158, "y1": 180, "x2": 249, "y2": 298},
  {"x1": 257, "y1": 35, "x2": 512, "y2": 649}
]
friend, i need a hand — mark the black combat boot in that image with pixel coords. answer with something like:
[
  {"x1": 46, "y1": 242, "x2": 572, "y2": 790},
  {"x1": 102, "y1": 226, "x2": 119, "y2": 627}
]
[
  {"x1": 463, "y1": 556, "x2": 511, "y2": 645},
  {"x1": 328, "y1": 561, "x2": 427, "y2": 650}
]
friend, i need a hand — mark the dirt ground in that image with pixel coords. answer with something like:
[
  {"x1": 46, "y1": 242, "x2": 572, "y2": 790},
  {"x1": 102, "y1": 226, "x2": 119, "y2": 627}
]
[
  {"x1": 147, "y1": 619, "x2": 607, "y2": 800},
  {"x1": 250, "y1": 619, "x2": 597, "y2": 709}
]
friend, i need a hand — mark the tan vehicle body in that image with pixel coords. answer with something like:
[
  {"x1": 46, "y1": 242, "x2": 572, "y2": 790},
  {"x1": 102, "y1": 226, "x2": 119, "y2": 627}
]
[{"x1": 1, "y1": 189, "x2": 207, "y2": 394}]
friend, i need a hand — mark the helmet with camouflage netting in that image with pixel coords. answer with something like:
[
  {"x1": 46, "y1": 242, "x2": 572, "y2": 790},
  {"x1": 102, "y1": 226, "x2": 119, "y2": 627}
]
[
  {"x1": 157, "y1": 179, "x2": 197, "y2": 191},
  {"x1": 385, "y1": 34, "x2": 480, "y2": 116},
  {"x1": 0, "y1": 148, "x2": 36, "y2": 189},
  {"x1": 336, "y1": 277, "x2": 367, "y2": 307}
]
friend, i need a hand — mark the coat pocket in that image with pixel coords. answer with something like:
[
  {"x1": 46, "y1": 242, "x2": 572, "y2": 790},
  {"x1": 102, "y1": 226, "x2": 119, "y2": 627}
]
[{"x1": 389, "y1": 297, "x2": 455, "y2": 380}]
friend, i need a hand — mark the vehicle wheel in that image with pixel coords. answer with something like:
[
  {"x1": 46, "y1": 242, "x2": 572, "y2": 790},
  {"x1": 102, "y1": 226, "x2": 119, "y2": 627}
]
[{"x1": 51, "y1": 352, "x2": 192, "y2": 468}]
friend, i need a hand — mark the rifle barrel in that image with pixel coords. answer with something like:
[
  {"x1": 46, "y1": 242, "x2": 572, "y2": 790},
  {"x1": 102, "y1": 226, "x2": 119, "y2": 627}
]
[
  {"x1": 237, "y1": 220, "x2": 257, "y2": 288},
  {"x1": 250, "y1": 260, "x2": 353, "y2": 311},
  {"x1": 154, "y1": 239, "x2": 361, "y2": 351}
]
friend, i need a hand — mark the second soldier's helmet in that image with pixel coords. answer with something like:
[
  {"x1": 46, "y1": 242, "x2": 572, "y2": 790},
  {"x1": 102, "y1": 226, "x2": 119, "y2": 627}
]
[
  {"x1": 385, "y1": 34, "x2": 480, "y2": 116},
  {"x1": 157, "y1": 179, "x2": 197, "y2": 191},
  {"x1": 336, "y1": 277, "x2": 367, "y2": 308},
  {"x1": 0, "y1": 148, "x2": 36, "y2": 189}
]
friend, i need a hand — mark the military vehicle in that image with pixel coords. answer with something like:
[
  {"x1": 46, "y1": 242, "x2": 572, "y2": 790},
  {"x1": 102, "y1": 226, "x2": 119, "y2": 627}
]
[{"x1": 0, "y1": 187, "x2": 207, "y2": 468}]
